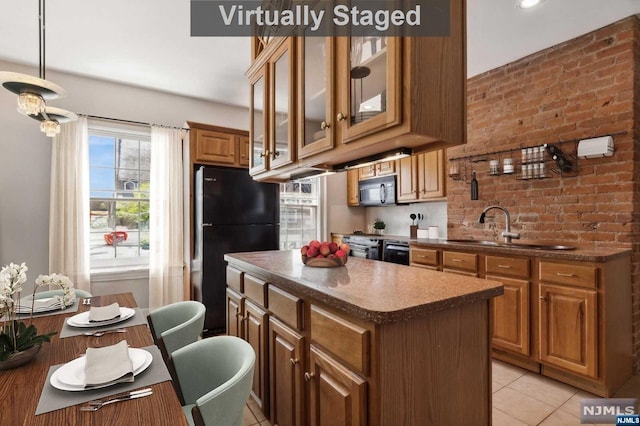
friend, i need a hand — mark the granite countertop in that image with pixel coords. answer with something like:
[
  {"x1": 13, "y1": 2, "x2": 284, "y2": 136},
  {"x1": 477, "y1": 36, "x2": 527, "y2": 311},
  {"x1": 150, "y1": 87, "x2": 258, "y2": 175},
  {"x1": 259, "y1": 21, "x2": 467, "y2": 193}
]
[
  {"x1": 333, "y1": 232, "x2": 631, "y2": 262},
  {"x1": 224, "y1": 250, "x2": 503, "y2": 325}
]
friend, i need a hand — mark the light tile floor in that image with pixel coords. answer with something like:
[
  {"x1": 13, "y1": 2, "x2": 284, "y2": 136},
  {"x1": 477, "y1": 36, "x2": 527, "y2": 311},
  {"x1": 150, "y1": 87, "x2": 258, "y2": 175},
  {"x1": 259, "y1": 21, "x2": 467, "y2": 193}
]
[{"x1": 242, "y1": 360, "x2": 640, "y2": 426}]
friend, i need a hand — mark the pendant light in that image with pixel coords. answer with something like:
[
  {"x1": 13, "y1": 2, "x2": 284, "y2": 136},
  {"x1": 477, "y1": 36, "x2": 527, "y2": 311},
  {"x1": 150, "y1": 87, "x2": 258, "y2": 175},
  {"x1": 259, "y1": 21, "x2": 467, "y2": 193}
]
[{"x1": 0, "y1": 0, "x2": 75, "y2": 137}]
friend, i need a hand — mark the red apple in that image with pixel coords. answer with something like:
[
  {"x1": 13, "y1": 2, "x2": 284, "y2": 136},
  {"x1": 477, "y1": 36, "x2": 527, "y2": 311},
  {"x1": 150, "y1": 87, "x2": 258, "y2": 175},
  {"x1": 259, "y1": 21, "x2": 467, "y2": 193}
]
[
  {"x1": 306, "y1": 246, "x2": 319, "y2": 257},
  {"x1": 335, "y1": 249, "x2": 347, "y2": 258},
  {"x1": 309, "y1": 240, "x2": 321, "y2": 249},
  {"x1": 316, "y1": 254, "x2": 325, "y2": 258},
  {"x1": 301, "y1": 245, "x2": 309, "y2": 256},
  {"x1": 339, "y1": 243, "x2": 351, "y2": 254},
  {"x1": 328, "y1": 242, "x2": 339, "y2": 253},
  {"x1": 319, "y1": 243, "x2": 331, "y2": 256},
  {"x1": 327, "y1": 254, "x2": 337, "y2": 258}
]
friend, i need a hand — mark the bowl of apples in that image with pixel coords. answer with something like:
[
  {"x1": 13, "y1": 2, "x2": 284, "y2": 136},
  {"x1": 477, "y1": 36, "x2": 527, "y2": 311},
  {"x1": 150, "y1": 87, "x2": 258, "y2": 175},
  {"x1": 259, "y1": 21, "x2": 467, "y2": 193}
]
[{"x1": 301, "y1": 240, "x2": 350, "y2": 267}]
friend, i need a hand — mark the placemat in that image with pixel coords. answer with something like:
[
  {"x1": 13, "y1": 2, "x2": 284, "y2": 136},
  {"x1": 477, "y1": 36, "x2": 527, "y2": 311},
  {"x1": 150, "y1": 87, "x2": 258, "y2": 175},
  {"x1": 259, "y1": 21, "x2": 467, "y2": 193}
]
[
  {"x1": 1, "y1": 298, "x2": 80, "y2": 321},
  {"x1": 59, "y1": 308, "x2": 148, "y2": 339},
  {"x1": 35, "y1": 345, "x2": 171, "y2": 415}
]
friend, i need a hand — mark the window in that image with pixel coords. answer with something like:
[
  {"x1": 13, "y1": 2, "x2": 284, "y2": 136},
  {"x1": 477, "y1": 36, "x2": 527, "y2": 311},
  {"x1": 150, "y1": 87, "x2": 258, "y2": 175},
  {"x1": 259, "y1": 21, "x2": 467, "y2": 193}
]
[
  {"x1": 88, "y1": 127, "x2": 151, "y2": 268},
  {"x1": 279, "y1": 178, "x2": 320, "y2": 249}
]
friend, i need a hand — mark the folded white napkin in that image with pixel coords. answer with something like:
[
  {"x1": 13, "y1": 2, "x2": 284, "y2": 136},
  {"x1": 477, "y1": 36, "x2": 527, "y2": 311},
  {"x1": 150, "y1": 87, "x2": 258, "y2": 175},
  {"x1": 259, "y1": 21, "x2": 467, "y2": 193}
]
[
  {"x1": 84, "y1": 340, "x2": 134, "y2": 389},
  {"x1": 89, "y1": 303, "x2": 121, "y2": 322}
]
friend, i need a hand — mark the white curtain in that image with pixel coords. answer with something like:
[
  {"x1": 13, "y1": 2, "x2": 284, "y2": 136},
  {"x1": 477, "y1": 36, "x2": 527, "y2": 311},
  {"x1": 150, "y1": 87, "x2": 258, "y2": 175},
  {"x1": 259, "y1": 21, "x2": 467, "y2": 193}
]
[
  {"x1": 49, "y1": 117, "x2": 91, "y2": 291},
  {"x1": 149, "y1": 127, "x2": 185, "y2": 310}
]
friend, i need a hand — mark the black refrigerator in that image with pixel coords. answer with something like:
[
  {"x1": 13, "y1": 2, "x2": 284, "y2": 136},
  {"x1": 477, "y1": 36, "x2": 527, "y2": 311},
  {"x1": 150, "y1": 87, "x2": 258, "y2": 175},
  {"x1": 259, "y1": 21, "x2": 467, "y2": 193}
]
[{"x1": 193, "y1": 165, "x2": 279, "y2": 335}]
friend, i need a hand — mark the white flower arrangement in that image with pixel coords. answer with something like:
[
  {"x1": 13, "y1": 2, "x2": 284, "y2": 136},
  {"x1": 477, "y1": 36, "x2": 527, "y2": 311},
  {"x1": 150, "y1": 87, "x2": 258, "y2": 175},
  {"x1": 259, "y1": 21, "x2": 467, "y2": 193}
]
[
  {"x1": 0, "y1": 262, "x2": 28, "y2": 314},
  {"x1": 34, "y1": 273, "x2": 76, "y2": 308}
]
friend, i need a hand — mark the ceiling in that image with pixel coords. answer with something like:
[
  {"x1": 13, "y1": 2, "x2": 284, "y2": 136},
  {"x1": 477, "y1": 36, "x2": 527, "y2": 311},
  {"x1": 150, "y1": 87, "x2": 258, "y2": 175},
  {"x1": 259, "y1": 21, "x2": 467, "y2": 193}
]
[{"x1": 0, "y1": 0, "x2": 638, "y2": 109}]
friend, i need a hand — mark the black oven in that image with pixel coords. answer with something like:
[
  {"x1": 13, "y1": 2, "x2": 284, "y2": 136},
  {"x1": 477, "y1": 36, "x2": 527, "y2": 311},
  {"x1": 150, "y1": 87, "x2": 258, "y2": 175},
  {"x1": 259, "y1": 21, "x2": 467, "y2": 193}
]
[
  {"x1": 342, "y1": 235, "x2": 382, "y2": 260},
  {"x1": 382, "y1": 240, "x2": 410, "y2": 265}
]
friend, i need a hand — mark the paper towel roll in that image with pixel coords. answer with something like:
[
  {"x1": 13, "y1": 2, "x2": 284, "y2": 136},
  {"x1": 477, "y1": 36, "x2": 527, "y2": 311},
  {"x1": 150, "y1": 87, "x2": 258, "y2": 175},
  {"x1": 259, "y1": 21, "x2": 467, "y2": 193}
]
[{"x1": 428, "y1": 226, "x2": 439, "y2": 239}]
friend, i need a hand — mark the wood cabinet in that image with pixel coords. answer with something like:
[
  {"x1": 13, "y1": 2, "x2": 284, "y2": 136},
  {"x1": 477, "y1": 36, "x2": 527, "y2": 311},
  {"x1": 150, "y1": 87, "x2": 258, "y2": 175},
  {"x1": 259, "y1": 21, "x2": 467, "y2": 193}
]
[
  {"x1": 188, "y1": 122, "x2": 249, "y2": 168},
  {"x1": 358, "y1": 161, "x2": 395, "y2": 180},
  {"x1": 226, "y1": 288, "x2": 244, "y2": 339},
  {"x1": 246, "y1": 0, "x2": 466, "y2": 182},
  {"x1": 269, "y1": 318, "x2": 305, "y2": 426},
  {"x1": 539, "y1": 283, "x2": 597, "y2": 378},
  {"x1": 245, "y1": 300, "x2": 270, "y2": 415},
  {"x1": 249, "y1": 38, "x2": 296, "y2": 178},
  {"x1": 347, "y1": 169, "x2": 359, "y2": 206},
  {"x1": 408, "y1": 243, "x2": 633, "y2": 397},
  {"x1": 307, "y1": 345, "x2": 367, "y2": 426},
  {"x1": 395, "y1": 149, "x2": 446, "y2": 202}
]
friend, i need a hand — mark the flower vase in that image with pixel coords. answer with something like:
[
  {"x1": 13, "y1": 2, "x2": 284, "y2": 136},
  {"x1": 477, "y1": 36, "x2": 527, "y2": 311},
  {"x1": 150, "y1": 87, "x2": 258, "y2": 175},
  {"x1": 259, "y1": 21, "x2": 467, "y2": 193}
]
[
  {"x1": 375, "y1": 228, "x2": 384, "y2": 235},
  {"x1": 0, "y1": 344, "x2": 41, "y2": 370}
]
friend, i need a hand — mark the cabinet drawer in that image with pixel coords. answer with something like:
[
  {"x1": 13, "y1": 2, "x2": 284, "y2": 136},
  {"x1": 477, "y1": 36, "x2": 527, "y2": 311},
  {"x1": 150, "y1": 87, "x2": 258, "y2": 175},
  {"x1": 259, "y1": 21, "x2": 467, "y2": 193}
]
[
  {"x1": 410, "y1": 247, "x2": 439, "y2": 267},
  {"x1": 486, "y1": 256, "x2": 529, "y2": 279},
  {"x1": 244, "y1": 274, "x2": 268, "y2": 306},
  {"x1": 227, "y1": 266, "x2": 243, "y2": 292},
  {"x1": 443, "y1": 251, "x2": 478, "y2": 272},
  {"x1": 268, "y1": 286, "x2": 304, "y2": 331},
  {"x1": 539, "y1": 262, "x2": 598, "y2": 289},
  {"x1": 310, "y1": 305, "x2": 370, "y2": 375}
]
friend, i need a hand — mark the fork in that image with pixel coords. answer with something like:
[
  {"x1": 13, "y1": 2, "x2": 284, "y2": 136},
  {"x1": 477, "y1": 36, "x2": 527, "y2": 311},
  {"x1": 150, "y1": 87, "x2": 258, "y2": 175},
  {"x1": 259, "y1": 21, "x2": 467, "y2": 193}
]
[
  {"x1": 79, "y1": 390, "x2": 153, "y2": 411},
  {"x1": 83, "y1": 328, "x2": 127, "y2": 337}
]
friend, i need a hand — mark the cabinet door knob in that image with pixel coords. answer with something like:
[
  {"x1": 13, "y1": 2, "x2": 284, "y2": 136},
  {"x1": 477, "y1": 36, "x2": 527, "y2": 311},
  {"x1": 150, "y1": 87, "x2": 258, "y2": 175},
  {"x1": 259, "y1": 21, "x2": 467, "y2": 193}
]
[
  {"x1": 259, "y1": 151, "x2": 267, "y2": 158},
  {"x1": 336, "y1": 113, "x2": 347, "y2": 122},
  {"x1": 289, "y1": 358, "x2": 299, "y2": 366},
  {"x1": 320, "y1": 121, "x2": 329, "y2": 130},
  {"x1": 539, "y1": 296, "x2": 546, "y2": 301},
  {"x1": 304, "y1": 372, "x2": 315, "y2": 382},
  {"x1": 272, "y1": 150, "x2": 281, "y2": 158}
]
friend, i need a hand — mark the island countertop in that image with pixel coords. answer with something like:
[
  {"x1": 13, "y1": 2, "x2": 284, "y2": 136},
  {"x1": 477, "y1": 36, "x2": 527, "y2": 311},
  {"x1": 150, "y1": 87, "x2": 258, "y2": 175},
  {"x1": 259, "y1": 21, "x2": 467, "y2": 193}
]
[{"x1": 224, "y1": 249, "x2": 503, "y2": 324}]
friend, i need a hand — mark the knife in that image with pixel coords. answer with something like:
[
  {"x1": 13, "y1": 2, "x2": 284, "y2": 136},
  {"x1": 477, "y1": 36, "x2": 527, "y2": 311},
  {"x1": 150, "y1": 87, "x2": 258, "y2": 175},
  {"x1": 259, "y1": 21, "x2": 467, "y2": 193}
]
[{"x1": 86, "y1": 387, "x2": 152, "y2": 405}]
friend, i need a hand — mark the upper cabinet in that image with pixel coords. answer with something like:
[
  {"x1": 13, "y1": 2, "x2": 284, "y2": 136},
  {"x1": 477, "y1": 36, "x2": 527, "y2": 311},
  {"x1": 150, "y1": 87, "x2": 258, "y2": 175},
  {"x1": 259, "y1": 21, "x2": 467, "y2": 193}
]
[
  {"x1": 297, "y1": 36, "x2": 336, "y2": 159},
  {"x1": 188, "y1": 122, "x2": 249, "y2": 169},
  {"x1": 338, "y1": 36, "x2": 401, "y2": 144},
  {"x1": 249, "y1": 38, "x2": 296, "y2": 177},
  {"x1": 246, "y1": 0, "x2": 465, "y2": 182}
]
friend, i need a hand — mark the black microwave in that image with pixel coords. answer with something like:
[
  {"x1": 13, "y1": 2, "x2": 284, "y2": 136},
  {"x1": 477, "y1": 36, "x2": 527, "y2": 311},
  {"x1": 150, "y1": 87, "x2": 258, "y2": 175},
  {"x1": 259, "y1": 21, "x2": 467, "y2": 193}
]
[{"x1": 358, "y1": 175, "x2": 397, "y2": 206}]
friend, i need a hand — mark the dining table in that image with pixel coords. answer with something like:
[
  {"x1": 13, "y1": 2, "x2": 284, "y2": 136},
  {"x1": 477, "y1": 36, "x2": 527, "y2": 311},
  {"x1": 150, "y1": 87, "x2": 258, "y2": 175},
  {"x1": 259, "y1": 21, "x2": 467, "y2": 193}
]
[{"x1": 0, "y1": 292, "x2": 188, "y2": 425}]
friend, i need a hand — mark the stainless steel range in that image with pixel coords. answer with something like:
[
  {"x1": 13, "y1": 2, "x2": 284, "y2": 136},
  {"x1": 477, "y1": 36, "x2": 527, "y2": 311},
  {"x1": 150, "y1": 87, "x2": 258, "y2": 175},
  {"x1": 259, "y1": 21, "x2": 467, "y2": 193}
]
[{"x1": 341, "y1": 235, "x2": 382, "y2": 260}]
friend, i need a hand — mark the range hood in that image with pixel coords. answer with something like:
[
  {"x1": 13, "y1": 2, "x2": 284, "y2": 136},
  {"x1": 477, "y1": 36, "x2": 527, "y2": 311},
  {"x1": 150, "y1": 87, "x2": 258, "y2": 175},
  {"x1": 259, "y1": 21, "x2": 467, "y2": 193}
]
[{"x1": 332, "y1": 147, "x2": 412, "y2": 171}]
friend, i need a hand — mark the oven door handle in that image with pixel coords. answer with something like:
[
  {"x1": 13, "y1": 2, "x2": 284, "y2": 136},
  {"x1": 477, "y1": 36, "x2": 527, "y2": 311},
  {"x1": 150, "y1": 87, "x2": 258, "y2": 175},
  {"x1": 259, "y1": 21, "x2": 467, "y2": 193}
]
[{"x1": 385, "y1": 245, "x2": 409, "y2": 252}]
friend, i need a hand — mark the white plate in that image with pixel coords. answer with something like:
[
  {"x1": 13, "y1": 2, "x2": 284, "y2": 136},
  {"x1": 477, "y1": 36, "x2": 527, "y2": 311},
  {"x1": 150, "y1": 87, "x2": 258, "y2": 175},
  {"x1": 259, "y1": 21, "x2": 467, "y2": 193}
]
[
  {"x1": 50, "y1": 348, "x2": 152, "y2": 391},
  {"x1": 15, "y1": 297, "x2": 67, "y2": 314},
  {"x1": 66, "y1": 307, "x2": 136, "y2": 328}
]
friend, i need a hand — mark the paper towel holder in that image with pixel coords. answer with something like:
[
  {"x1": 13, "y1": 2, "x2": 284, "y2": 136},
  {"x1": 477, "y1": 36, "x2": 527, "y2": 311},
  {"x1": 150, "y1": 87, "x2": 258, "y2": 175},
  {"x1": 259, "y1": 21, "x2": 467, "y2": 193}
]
[{"x1": 577, "y1": 136, "x2": 614, "y2": 159}]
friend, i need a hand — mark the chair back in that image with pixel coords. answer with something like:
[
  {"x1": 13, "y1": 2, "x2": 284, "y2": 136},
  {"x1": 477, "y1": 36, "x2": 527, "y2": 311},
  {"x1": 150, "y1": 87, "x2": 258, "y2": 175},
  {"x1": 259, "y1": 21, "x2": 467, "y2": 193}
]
[
  {"x1": 29, "y1": 289, "x2": 92, "y2": 300},
  {"x1": 172, "y1": 336, "x2": 255, "y2": 426},
  {"x1": 147, "y1": 300, "x2": 206, "y2": 359}
]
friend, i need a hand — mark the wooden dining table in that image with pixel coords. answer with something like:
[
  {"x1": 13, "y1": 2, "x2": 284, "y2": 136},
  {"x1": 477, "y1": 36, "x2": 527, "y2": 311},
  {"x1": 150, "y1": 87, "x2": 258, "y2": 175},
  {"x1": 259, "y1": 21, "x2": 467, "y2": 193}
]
[{"x1": 0, "y1": 292, "x2": 188, "y2": 425}]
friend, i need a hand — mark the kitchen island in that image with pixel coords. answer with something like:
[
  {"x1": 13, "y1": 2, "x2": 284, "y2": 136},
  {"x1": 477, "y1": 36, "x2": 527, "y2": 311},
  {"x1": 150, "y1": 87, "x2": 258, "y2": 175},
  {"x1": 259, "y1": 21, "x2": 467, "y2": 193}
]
[{"x1": 224, "y1": 250, "x2": 503, "y2": 426}]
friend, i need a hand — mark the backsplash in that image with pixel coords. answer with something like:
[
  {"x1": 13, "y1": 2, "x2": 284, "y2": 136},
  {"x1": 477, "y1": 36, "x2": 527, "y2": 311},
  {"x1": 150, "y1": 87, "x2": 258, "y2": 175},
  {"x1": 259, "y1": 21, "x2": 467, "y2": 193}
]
[{"x1": 365, "y1": 201, "x2": 447, "y2": 238}]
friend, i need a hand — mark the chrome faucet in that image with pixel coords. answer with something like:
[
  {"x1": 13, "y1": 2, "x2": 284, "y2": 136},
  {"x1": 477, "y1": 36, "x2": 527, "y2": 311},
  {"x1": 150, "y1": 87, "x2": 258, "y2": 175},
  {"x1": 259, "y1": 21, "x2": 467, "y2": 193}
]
[{"x1": 478, "y1": 206, "x2": 521, "y2": 244}]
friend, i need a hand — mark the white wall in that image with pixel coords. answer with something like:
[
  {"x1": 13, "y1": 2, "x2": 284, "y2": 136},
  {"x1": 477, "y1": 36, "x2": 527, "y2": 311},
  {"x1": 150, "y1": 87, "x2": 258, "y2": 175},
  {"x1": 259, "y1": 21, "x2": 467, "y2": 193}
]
[
  {"x1": 324, "y1": 172, "x2": 366, "y2": 238},
  {"x1": 0, "y1": 60, "x2": 249, "y2": 302},
  {"x1": 365, "y1": 201, "x2": 448, "y2": 239}
]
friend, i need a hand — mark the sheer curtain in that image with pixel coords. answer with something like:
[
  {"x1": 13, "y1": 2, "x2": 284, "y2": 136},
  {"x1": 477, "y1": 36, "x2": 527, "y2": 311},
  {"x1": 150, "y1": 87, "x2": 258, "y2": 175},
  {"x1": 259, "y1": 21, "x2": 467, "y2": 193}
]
[
  {"x1": 49, "y1": 117, "x2": 91, "y2": 291},
  {"x1": 149, "y1": 127, "x2": 185, "y2": 310}
]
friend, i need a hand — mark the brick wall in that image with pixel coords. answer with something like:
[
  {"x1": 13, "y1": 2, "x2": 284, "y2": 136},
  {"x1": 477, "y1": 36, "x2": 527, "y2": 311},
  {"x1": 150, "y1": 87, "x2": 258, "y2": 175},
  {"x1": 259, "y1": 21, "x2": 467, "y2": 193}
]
[{"x1": 446, "y1": 16, "x2": 640, "y2": 370}]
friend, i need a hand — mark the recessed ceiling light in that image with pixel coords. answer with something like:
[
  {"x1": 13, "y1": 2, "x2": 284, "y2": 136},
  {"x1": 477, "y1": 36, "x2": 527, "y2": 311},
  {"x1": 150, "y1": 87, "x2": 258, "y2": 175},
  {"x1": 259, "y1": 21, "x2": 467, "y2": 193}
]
[{"x1": 517, "y1": 0, "x2": 542, "y2": 9}]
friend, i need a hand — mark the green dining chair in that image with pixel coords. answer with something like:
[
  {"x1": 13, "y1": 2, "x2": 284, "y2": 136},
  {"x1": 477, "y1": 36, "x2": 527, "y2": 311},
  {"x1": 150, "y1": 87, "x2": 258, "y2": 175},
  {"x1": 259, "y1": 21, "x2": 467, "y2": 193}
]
[
  {"x1": 147, "y1": 300, "x2": 206, "y2": 362},
  {"x1": 27, "y1": 289, "x2": 92, "y2": 300},
  {"x1": 171, "y1": 336, "x2": 255, "y2": 426}
]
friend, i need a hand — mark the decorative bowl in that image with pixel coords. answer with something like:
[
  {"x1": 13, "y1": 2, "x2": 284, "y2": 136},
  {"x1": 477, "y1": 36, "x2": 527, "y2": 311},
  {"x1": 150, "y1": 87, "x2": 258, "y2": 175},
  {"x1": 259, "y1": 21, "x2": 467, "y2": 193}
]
[
  {"x1": 0, "y1": 344, "x2": 41, "y2": 370},
  {"x1": 301, "y1": 255, "x2": 348, "y2": 268}
]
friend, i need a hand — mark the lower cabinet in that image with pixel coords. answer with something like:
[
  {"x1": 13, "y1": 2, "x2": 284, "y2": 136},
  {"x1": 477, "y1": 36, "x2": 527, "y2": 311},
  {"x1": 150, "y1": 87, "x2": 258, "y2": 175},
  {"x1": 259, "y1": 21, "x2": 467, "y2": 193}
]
[
  {"x1": 269, "y1": 318, "x2": 305, "y2": 426},
  {"x1": 226, "y1": 288, "x2": 244, "y2": 338},
  {"x1": 539, "y1": 283, "x2": 597, "y2": 379},
  {"x1": 307, "y1": 345, "x2": 367, "y2": 426},
  {"x1": 488, "y1": 276, "x2": 530, "y2": 356},
  {"x1": 245, "y1": 300, "x2": 269, "y2": 415}
]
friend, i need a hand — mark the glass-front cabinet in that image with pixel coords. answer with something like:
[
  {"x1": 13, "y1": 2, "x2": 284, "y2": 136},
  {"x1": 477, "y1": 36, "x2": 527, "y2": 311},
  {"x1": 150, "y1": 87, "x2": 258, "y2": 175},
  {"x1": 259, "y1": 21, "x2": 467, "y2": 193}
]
[
  {"x1": 338, "y1": 36, "x2": 401, "y2": 144},
  {"x1": 249, "y1": 67, "x2": 267, "y2": 175},
  {"x1": 249, "y1": 38, "x2": 295, "y2": 177},
  {"x1": 297, "y1": 36, "x2": 335, "y2": 159}
]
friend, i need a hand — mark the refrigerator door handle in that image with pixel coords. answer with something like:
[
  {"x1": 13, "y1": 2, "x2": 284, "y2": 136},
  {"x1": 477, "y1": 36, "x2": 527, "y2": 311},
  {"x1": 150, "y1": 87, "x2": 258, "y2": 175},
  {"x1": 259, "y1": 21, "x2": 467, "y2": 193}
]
[{"x1": 202, "y1": 223, "x2": 213, "y2": 227}]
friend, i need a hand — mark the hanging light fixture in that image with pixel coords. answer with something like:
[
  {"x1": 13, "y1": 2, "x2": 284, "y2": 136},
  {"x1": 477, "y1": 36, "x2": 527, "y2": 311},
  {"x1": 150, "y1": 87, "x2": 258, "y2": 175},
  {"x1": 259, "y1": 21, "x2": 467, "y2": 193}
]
[
  {"x1": 19, "y1": 106, "x2": 78, "y2": 137},
  {"x1": 0, "y1": 0, "x2": 74, "y2": 136}
]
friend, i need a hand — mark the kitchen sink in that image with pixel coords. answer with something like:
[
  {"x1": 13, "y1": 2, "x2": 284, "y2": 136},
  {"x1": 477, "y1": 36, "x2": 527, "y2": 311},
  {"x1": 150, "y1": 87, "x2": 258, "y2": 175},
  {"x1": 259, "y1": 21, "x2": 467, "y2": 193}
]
[{"x1": 445, "y1": 239, "x2": 576, "y2": 251}]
